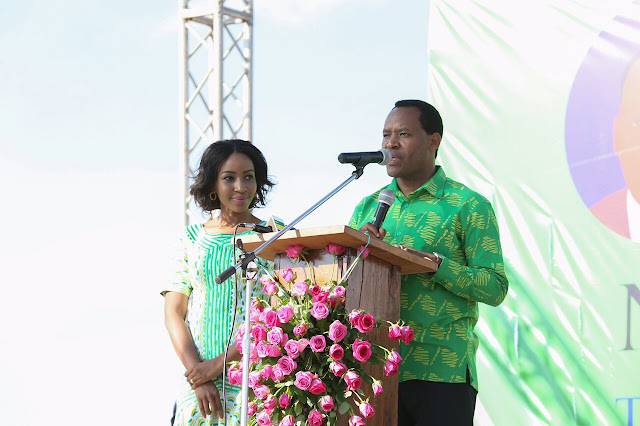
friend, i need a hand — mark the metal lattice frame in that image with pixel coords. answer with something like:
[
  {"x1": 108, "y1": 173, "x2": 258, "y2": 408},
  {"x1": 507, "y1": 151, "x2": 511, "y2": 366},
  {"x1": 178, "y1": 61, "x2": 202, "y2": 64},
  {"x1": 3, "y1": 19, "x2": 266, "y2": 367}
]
[{"x1": 179, "y1": 0, "x2": 253, "y2": 225}]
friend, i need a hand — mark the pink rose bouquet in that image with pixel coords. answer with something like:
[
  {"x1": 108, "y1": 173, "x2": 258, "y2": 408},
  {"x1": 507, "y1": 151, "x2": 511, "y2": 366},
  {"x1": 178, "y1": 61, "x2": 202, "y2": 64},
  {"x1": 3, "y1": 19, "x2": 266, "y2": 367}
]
[{"x1": 230, "y1": 243, "x2": 415, "y2": 426}]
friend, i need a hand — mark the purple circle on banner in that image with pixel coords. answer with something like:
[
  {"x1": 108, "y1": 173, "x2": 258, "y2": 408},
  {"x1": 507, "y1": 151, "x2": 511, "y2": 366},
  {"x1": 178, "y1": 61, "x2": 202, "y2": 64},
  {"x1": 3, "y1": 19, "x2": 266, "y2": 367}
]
[{"x1": 565, "y1": 2, "x2": 640, "y2": 240}]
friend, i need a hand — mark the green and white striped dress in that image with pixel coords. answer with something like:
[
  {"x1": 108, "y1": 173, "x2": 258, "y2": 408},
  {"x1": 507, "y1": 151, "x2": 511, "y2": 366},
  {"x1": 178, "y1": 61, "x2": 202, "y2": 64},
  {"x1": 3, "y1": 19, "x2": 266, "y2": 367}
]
[{"x1": 162, "y1": 223, "x2": 270, "y2": 426}]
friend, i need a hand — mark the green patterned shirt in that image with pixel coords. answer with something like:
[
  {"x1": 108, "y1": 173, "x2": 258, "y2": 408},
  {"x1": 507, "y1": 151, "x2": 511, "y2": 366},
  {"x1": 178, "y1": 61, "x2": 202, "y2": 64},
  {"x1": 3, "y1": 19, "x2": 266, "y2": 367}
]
[{"x1": 349, "y1": 166, "x2": 508, "y2": 390}]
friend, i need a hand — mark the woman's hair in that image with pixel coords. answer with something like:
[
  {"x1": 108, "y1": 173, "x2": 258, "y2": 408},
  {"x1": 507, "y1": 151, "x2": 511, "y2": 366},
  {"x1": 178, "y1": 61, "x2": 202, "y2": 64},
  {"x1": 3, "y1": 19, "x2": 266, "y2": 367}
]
[{"x1": 190, "y1": 139, "x2": 275, "y2": 212}]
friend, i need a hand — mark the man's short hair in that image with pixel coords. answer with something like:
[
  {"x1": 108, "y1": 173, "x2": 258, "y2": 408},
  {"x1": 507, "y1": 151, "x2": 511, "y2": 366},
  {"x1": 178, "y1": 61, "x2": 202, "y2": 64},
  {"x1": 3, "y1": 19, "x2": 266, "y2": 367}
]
[{"x1": 394, "y1": 99, "x2": 444, "y2": 137}]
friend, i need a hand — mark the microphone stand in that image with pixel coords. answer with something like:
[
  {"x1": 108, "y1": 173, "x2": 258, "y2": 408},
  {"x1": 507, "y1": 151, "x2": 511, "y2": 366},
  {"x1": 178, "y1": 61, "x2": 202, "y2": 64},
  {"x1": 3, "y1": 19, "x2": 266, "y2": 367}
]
[{"x1": 215, "y1": 164, "x2": 368, "y2": 426}]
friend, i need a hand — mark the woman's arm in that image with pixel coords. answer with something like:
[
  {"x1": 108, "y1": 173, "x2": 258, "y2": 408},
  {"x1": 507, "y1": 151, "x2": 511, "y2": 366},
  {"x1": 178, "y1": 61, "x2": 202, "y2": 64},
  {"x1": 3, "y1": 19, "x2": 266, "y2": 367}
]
[{"x1": 164, "y1": 291, "x2": 223, "y2": 419}]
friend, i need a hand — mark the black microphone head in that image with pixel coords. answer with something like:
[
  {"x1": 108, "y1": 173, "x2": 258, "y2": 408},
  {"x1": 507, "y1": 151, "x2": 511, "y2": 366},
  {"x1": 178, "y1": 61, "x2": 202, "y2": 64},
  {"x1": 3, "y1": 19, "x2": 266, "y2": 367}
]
[{"x1": 378, "y1": 188, "x2": 395, "y2": 206}]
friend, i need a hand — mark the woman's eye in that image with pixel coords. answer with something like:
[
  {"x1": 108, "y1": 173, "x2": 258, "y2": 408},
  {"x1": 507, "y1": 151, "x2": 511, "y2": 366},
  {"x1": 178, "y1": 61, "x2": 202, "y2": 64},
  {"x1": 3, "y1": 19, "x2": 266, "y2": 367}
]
[
  {"x1": 223, "y1": 176, "x2": 234, "y2": 182},
  {"x1": 245, "y1": 175, "x2": 255, "y2": 180}
]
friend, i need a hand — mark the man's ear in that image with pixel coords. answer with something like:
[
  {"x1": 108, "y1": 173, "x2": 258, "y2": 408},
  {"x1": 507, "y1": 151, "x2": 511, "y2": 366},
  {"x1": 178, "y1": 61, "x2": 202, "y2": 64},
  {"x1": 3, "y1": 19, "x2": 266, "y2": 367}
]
[{"x1": 429, "y1": 133, "x2": 442, "y2": 151}]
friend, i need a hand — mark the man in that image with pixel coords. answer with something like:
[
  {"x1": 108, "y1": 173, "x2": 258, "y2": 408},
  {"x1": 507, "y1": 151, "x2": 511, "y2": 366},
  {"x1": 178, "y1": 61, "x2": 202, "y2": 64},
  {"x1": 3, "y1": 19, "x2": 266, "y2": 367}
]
[
  {"x1": 350, "y1": 100, "x2": 509, "y2": 425},
  {"x1": 590, "y1": 54, "x2": 640, "y2": 241}
]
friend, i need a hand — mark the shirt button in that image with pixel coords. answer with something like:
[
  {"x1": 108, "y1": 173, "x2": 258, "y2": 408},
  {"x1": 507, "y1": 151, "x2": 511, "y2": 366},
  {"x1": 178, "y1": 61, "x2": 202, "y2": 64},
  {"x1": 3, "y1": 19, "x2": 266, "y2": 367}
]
[
  {"x1": 396, "y1": 232, "x2": 402, "y2": 236},
  {"x1": 403, "y1": 203, "x2": 409, "y2": 208}
]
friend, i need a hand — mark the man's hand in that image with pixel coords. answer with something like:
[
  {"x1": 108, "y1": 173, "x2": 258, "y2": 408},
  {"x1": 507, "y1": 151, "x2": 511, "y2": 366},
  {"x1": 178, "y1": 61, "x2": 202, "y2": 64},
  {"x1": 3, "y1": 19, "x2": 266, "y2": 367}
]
[
  {"x1": 186, "y1": 358, "x2": 221, "y2": 390},
  {"x1": 194, "y1": 381, "x2": 224, "y2": 419},
  {"x1": 358, "y1": 223, "x2": 387, "y2": 239}
]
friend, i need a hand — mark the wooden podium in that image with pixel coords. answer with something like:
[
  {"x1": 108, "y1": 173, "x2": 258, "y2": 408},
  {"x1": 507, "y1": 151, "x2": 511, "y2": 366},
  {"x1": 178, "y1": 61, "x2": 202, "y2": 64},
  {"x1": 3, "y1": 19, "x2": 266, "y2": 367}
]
[{"x1": 241, "y1": 225, "x2": 437, "y2": 426}]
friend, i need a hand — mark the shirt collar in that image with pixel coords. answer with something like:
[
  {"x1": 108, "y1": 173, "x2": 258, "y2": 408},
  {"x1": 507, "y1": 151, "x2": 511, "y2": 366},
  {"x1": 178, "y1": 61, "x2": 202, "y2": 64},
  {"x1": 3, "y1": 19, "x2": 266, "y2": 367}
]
[{"x1": 390, "y1": 166, "x2": 446, "y2": 199}]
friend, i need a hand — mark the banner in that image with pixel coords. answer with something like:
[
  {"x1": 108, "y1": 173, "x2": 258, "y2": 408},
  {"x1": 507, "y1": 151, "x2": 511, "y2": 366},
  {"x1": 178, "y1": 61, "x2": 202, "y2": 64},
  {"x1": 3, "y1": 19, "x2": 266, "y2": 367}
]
[{"x1": 428, "y1": 0, "x2": 640, "y2": 424}]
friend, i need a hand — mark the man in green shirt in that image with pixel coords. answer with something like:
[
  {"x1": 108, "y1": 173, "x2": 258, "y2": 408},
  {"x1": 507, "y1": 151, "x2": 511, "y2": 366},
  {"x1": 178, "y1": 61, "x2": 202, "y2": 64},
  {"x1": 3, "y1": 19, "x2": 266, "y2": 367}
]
[{"x1": 350, "y1": 100, "x2": 509, "y2": 425}]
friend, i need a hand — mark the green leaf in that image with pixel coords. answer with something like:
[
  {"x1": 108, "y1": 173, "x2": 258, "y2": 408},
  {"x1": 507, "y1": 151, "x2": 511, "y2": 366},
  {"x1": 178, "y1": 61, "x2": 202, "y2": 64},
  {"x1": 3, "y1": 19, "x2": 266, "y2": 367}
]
[{"x1": 339, "y1": 402, "x2": 351, "y2": 415}]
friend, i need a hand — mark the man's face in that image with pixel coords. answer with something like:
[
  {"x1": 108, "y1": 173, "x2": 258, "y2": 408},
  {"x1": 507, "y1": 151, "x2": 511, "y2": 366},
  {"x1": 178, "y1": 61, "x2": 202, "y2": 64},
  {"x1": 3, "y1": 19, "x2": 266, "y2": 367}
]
[
  {"x1": 614, "y1": 56, "x2": 640, "y2": 198},
  {"x1": 382, "y1": 106, "x2": 438, "y2": 183}
]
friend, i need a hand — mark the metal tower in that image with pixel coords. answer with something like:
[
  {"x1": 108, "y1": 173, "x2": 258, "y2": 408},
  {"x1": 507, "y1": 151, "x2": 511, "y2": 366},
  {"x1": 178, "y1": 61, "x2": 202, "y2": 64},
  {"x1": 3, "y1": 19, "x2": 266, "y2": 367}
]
[{"x1": 179, "y1": 0, "x2": 253, "y2": 225}]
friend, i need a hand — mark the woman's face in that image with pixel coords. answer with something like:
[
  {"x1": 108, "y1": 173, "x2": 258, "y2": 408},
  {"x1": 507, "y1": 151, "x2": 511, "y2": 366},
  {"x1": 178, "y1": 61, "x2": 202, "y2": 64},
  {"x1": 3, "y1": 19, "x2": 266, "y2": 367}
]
[{"x1": 213, "y1": 152, "x2": 258, "y2": 215}]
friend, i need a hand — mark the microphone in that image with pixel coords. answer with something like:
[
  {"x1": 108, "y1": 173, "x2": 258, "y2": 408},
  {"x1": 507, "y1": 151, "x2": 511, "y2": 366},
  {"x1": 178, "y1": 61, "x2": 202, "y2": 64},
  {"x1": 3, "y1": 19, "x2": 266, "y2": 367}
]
[
  {"x1": 338, "y1": 149, "x2": 391, "y2": 166},
  {"x1": 371, "y1": 189, "x2": 395, "y2": 230},
  {"x1": 239, "y1": 223, "x2": 273, "y2": 233}
]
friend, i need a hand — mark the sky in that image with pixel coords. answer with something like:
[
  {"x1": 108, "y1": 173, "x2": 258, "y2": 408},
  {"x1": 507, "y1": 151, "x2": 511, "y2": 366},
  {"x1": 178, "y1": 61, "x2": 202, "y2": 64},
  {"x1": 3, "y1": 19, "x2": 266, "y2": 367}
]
[{"x1": 0, "y1": 0, "x2": 431, "y2": 424}]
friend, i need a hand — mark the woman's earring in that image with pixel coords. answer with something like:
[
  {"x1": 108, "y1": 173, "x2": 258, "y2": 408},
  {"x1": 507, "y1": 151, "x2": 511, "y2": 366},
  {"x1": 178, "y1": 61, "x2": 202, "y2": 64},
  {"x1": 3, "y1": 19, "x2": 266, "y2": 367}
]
[{"x1": 209, "y1": 192, "x2": 217, "y2": 201}]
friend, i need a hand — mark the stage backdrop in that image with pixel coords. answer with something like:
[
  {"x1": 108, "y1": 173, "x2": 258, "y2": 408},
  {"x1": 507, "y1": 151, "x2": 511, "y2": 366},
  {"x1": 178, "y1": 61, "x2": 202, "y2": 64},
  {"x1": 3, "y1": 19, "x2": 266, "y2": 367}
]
[{"x1": 428, "y1": 0, "x2": 640, "y2": 424}]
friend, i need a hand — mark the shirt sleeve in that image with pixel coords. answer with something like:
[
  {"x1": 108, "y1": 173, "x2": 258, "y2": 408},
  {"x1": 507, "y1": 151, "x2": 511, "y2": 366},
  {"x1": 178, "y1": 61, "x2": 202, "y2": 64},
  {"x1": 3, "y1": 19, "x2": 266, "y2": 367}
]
[
  {"x1": 433, "y1": 199, "x2": 509, "y2": 307},
  {"x1": 349, "y1": 197, "x2": 367, "y2": 229},
  {"x1": 160, "y1": 231, "x2": 193, "y2": 297}
]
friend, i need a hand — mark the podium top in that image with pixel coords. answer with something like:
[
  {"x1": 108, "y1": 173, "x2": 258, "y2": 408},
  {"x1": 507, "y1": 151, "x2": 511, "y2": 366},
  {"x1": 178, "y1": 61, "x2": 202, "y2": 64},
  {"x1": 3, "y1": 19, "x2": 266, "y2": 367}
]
[{"x1": 239, "y1": 225, "x2": 437, "y2": 275}]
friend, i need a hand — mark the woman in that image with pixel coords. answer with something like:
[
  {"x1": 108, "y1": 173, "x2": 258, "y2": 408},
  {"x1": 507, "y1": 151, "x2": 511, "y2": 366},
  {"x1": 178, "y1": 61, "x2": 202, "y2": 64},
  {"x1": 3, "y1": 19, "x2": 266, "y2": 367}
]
[{"x1": 162, "y1": 139, "x2": 275, "y2": 425}]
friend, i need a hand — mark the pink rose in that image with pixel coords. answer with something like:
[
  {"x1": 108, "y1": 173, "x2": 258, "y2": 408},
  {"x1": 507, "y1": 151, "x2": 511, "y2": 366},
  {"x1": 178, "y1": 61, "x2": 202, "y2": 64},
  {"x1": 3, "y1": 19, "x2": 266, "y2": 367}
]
[
  {"x1": 267, "y1": 327, "x2": 284, "y2": 345},
  {"x1": 277, "y1": 356, "x2": 297, "y2": 375},
  {"x1": 267, "y1": 345, "x2": 282, "y2": 358},
  {"x1": 349, "y1": 415, "x2": 365, "y2": 426},
  {"x1": 279, "y1": 393, "x2": 291, "y2": 409},
  {"x1": 264, "y1": 394, "x2": 277, "y2": 411},
  {"x1": 320, "y1": 395, "x2": 334, "y2": 412},
  {"x1": 326, "y1": 243, "x2": 345, "y2": 256},
  {"x1": 259, "y1": 365, "x2": 273, "y2": 381},
  {"x1": 359, "y1": 402, "x2": 375, "y2": 419},
  {"x1": 312, "y1": 291, "x2": 330, "y2": 303},
  {"x1": 284, "y1": 339, "x2": 301, "y2": 359},
  {"x1": 294, "y1": 371, "x2": 314, "y2": 390},
  {"x1": 401, "y1": 325, "x2": 415, "y2": 345},
  {"x1": 252, "y1": 324, "x2": 268, "y2": 342},
  {"x1": 256, "y1": 341, "x2": 270, "y2": 358},
  {"x1": 388, "y1": 350, "x2": 402, "y2": 365},
  {"x1": 329, "y1": 344, "x2": 344, "y2": 360},
  {"x1": 329, "y1": 361, "x2": 347, "y2": 377},
  {"x1": 328, "y1": 320, "x2": 348, "y2": 342},
  {"x1": 293, "y1": 322, "x2": 309, "y2": 337},
  {"x1": 260, "y1": 309, "x2": 280, "y2": 328},
  {"x1": 249, "y1": 345, "x2": 259, "y2": 363},
  {"x1": 331, "y1": 285, "x2": 346, "y2": 298},
  {"x1": 307, "y1": 409, "x2": 324, "y2": 426},
  {"x1": 344, "y1": 370, "x2": 361, "y2": 391},
  {"x1": 308, "y1": 377, "x2": 326, "y2": 395},
  {"x1": 281, "y1": 268, "x2": 294, "y2": 283},
  {"x1": 388, "y1": 324, "x2": 402, "y2": 340},
  {"x1": 310, "y1": 302, "x2": 329, "y2": 320},
  {"x1": 256, "y1": 409, "x2": 273, "y2": 426},
  {"x1": 285, "y1": 244, "x2": 305, "y2": 259},
  {"x1": 298, "y1": 338, "x2": 309, "y2": 352},
  {"x1": 358, "y1": 245, "x2": 370, "y2": 259},
  {"x1": 277, "y1": 305, "x2": 294, "y2": 324},
  {"x1": 352, "y1": 338, "x2": 372, "y2": 362},
  {"x1": 271, "y1": 364, "x2": 284, "y2": 381},
  {"x1": 262, "y1": 280, "x2": 277, "y2": 295},
  {"x1": 357, "y1": 314, "x2": 376, "y2": 333},
  {"x1": 384, "y1": 360, "x2": 399, "y2": 376},
  {"x1": 279, "y1": 415, "x2": 295, "y2": 426},
  {"x1": 228, "y1": 365, "x2": 242, "y2": 385},
  {"x1": 254, "y1": 384, "x2": 270, "y2": 400},
  {"x1": 291, "y1": 282, "x2": 309, "y2": 297},
  {"x1": 309, "y1": 335, "x2": 327, "y2": 352},
  {"x1": 247, "y1": 402, "x2": 258, "y2": 416},
  {"x1": 348, "y1": 310, "x2": 362, "y2": 327},
  {"x1": 309, "y1": 285, "x2": 322, "y2": 297},
  {"x1": 248, "y1": 371, "x2": 261, "y2": 388},
  {"x1": 372, "y1": 380, "x2": 384, "y2": 395}
]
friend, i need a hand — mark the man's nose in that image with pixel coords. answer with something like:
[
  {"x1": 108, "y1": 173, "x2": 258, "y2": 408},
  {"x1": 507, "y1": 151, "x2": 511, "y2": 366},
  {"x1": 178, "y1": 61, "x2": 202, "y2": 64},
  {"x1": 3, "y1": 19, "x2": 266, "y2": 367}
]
[{"x1": 383, "y1": 135, "x2": 399, "y2": 149}]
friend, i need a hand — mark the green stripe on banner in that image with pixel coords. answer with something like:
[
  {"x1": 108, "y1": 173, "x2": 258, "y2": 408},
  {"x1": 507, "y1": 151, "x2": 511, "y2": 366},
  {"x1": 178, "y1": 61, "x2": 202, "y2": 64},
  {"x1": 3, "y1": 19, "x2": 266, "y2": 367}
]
[{"x1": 428, "y1": 0, "x2": 640, "y2": 424}]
